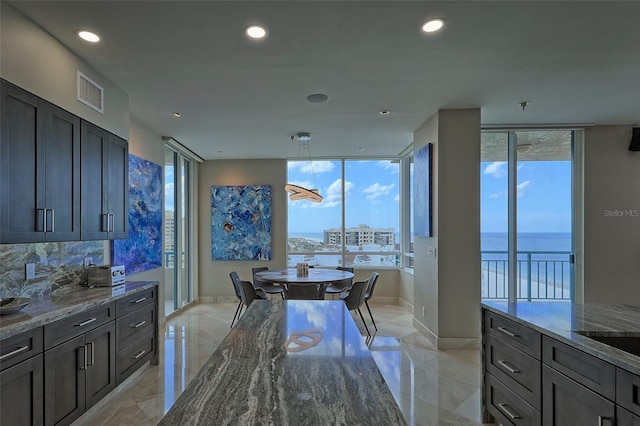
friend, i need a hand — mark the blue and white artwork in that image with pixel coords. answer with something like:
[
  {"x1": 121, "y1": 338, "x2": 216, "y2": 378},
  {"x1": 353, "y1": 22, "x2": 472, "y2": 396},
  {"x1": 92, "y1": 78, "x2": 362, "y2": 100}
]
[
  {"x1": 414, "y1": 143, "x2": 433, "y2": 237},
  {"x1": 113, "y1": 155, "x2": 163, "y2": 274},
  {"x1": 211, "y1": 185, "x2": 272, "y2": 261}
]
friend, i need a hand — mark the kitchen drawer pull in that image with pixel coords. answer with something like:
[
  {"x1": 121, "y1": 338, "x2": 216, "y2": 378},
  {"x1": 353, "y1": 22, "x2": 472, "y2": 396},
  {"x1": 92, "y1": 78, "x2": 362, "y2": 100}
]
[
  {"x1": 0, "y1": 345, "x2": 29, "y2": 361},
  {"x1": 131, "y1": 350, "x2": 146, "y2": 360},
  {"x1": 497, "y1": 403, "x2": 521, "y2": 420},
  {"x1": 77, "y1": 317, "x2": 97, "y2": 327},
  {"x1": 497, "y1": 359, "x2": 520, "y2": 374},
  {"x1": 497, "y1": 326, "x2": 519, "y2": 338},
  {"x1": 132, "y1": 297, "x2": 147, "y2": 304},
  {"x1": 131, "y1": 320, "x2": 147, "y2": 328}
]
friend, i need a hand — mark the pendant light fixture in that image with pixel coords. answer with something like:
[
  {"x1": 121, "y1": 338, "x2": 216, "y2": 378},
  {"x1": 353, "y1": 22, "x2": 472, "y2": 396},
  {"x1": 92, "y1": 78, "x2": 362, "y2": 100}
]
[{"x1": 284, "y1": 133, "x2": 323, "y2": 203}]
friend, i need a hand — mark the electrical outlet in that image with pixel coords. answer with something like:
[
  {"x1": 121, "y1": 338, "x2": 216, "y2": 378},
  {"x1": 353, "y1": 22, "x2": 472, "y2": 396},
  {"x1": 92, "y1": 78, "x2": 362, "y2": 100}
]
[
  {"x1": 25, "y1": 263, "x2": 36, "y2": 280},
  {"x1": 422, "y1": 306, "x2": 426, "y2": 317},
  {"x1": 83, "y1": 257, "x2": 94, "y2": 269}
]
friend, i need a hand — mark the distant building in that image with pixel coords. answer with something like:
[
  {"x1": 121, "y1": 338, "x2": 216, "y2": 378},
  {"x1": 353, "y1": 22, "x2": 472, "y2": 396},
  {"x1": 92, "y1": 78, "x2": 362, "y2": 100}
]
[
  {"x1": 323, "y1": 224, "x2": 395, "y2": 246},
  {"x1": 164, "y1": 210, "x2": 175, "y2": 253}
]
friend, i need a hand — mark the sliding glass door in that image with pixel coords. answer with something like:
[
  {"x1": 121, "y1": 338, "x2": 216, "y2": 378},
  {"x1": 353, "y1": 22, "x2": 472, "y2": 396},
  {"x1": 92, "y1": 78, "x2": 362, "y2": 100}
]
[
  {"x1": 164, "y1": 147, "x2": 192, "y2": 315},
  {"x1": 481, "y1": 130, "x2": 576, "y2": 302}
]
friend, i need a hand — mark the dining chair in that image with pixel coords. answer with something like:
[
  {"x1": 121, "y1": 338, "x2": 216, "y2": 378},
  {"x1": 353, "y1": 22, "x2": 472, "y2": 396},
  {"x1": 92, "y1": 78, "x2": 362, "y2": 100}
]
[
  {"x1": 341, "y1": 271, "x2": 379, "y2": 330},
  {"x1": 325, "y1": 266, "x2": 353, "y2": 298},
  {"x1": 285, "y1": 283, "x2": 326, "y2": 300},
  {"x1": 342, "y1": 279, "x2": 371, "y2": 337},
  {"x1": 363, "y1": 272, "x2": 380, "y2": 331},
  {"x1": 252, "y1": 266, "x2": 286, "y2": 299},
  {"x1": 238, "y1": 279, "x2": 267, "y2": 311},
  {"x1": 230, "y1": 272, "x2": 266, "y2": 328}
]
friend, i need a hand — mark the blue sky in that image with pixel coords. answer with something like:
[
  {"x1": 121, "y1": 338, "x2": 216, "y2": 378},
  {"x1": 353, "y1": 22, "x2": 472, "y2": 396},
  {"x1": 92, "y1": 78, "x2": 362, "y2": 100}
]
[
  {"x1": 481, "y1": 160, "x2": 572, "y2": 233},
  {"x1": 287, "y1": 160, "x2": 400, "y2": 234}
]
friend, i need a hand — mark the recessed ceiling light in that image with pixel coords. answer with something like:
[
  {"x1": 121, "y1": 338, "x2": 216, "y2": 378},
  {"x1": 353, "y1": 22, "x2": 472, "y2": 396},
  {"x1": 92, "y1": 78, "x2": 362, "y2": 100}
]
[
  {"x1": 245, "y1": 25, "x2": 267, "y2": 39},
  {"x1": 306, "y1": 93, "x2": 329, "y2": 104},
  {"x1": 422, "y1": 19, "x2": 445, "y2": 33},
  {"x1": 173, "y1": 112, "x2": 182, "y2": 118},
  {"x1": 357, "y1": 147, "x2": 365, "y2": 152},
  {"x1": 78, "y1": 30, "x2": 100, "y2": 43},
  {"x1": 379, "y1": 110, "x2": 390, "y2": 115}
]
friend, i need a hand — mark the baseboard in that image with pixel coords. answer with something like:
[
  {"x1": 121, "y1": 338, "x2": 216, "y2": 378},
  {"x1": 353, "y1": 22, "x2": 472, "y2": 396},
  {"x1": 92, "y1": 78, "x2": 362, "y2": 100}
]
[
  {"x1": 412, "y1": 317, "x2": 480, "y2": 350},
  {"x1": 398, "y1": 298, "x2": 414, "y2": 314},
  {"x1": 198, "y1": 296, "x2": 217, "y2": 303},
  {"x1": 369, "y1": 296, "x2": 398, "y2": 305}
]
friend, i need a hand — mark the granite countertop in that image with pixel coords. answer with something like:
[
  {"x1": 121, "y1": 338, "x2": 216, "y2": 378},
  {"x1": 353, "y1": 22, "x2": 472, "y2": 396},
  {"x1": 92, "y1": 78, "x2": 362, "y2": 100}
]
[
  {"x1": 482, "y1": 301, "x2": 640, "y2": 375},
  {"x1": 0, "y1": 280, "x2": 158, "y2": 340},
  {"x1": 159, "y1": 300, "x2": 407, "y2": 426}
]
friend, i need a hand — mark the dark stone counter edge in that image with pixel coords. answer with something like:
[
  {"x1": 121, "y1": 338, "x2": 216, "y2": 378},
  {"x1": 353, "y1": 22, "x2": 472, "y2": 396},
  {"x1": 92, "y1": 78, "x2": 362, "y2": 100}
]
[
  {"x1": 481, "y1": 302, "x2": 640, "y2": 376},
  {"x1": 0, "y1": 280, "x2": 159, "y2": 340}
]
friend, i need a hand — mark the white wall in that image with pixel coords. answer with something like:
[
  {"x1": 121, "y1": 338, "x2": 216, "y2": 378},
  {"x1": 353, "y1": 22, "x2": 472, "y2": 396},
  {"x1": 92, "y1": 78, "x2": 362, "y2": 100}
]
[
  {"x1": 1, "y1": 2, "x2": 129, "y2": 138},
  {"x1": 413, "y1": 109, "x2": 481, "y2": 348},
  {"x1": 584, "y1": 125, "x2": 640, "y2": 304}
]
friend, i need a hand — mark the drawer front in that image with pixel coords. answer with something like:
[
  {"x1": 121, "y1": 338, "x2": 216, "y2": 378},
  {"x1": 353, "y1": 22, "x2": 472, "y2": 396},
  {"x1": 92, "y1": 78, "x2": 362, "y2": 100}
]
[
  {"x1": 0, "y1": 327, "x2": 43, "y2": 371},
  {"x1": 44, "y1": 302, "x2": 115, "y2": 350},
  {"x1": 485, "y1": 373, "x2": 541, "y2": 426},
  {"x1": 116, "y1": 331, "x2": 155, "y2": 385},
  {"x1": 486, "y1": 333, "x2": 541, "y2": 410},
  {"x1": 617, "y1": 368, "x2": 640, "y2": 416},
  {"x1": 618, "y1": 406, "x2": 640, "y2": 426},
  {"x1": 542, "y1": 335, "x2": 616, "y2": 401},
  {"x1": 116, "y1": 302, "x2": 156, "y2": 352},
  {"x1": 484, "y1": 310, "x2": 541, "y2": 359},
  {"x1": 116, "y1": 287, "x2": 156, "y2": 317}
]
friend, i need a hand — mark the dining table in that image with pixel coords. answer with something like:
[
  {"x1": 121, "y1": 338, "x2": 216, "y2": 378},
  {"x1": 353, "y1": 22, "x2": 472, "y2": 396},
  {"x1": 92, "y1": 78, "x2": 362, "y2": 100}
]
[{"x1": 255, "y1": 268, "x2": 355, "y2": 300}]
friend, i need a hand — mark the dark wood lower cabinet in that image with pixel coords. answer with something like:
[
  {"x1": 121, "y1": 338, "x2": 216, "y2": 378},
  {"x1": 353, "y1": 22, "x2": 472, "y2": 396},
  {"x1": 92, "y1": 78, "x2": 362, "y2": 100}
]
[
  {"x1": 44, "y1": 322, "x2": 115, "y2": 426},
  {"x1": 542, "y1": 365, "x2": 615, "y2": 425},
  {"x1": 0, "y1": 354, "x2": 44, "y2": 426}
]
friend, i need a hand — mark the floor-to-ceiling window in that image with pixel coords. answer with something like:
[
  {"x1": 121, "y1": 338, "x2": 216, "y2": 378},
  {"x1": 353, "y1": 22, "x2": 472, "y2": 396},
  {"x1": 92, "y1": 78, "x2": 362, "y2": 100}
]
[
  {"x1": 481, "y1": 130, "x2": 578, "y2": 302},
  {"x1": 164, "y1": 147, "x2": 193, "y2": 315},
  {"x1": 287, "y1": 158, "x2": 402, "y2": 268}
]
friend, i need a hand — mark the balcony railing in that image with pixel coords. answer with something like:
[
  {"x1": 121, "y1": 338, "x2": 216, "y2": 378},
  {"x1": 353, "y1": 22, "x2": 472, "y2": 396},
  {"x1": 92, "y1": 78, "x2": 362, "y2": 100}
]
[{"x1": 482, "y1": 250, "x2": 573, "y2": 301}]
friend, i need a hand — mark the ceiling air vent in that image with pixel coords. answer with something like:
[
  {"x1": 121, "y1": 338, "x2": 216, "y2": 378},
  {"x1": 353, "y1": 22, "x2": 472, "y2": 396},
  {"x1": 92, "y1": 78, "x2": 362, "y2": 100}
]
[{"x1": 77, "y1": 71, "x2": 104, "y2": 113}]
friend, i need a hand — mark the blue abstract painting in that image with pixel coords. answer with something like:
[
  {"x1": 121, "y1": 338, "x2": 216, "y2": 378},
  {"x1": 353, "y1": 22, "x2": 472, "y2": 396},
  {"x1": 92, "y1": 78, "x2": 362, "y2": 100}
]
[
  {"x1": 113, "y1": 155, "x2": 163, "y2": 274},
  {"x1": 211, "y1": 185, "x2": 271, "y2": 261},
  {"x1": 414, "y1": 143, "x2": 433, "y2": 237}
]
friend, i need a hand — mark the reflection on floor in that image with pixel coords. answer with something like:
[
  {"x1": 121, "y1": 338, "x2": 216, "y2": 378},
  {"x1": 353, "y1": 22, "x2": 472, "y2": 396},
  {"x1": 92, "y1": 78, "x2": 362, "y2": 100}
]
[{"x1": 72, "y1": 303, "x2": 485, "y2": 426}]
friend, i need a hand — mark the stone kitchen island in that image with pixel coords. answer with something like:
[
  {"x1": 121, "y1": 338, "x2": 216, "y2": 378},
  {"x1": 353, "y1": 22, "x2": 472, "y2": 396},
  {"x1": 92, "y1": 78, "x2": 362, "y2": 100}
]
[
  {"x1": 482, "y1": 301, "x2": 640, "y2": 425},
  {"x1": 159, "y1": 299, "x2": 407, "y2": 426}
]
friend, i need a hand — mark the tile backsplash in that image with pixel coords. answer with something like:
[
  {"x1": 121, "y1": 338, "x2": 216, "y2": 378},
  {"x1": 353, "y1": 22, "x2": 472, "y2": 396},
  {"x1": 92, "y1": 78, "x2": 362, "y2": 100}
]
[{"x1": 0, "y1": 241, "x2": 104, "y2": 299}]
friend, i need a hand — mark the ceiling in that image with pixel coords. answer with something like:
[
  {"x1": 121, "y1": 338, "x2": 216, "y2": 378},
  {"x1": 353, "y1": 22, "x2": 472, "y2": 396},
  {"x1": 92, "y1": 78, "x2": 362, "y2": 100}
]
[{"x1": 8, "y1": 1, "x2": 640, "y2": 160}]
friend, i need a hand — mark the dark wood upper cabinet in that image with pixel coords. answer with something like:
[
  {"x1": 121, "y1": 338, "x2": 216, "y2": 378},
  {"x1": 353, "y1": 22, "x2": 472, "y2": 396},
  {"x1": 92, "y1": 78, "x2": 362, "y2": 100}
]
[
  {"x1": 0, "y1": 79, "x2": 80, "y2": 243},
  {"x1": 80, "y1": 120, "x2": 128, "y2": 240}
]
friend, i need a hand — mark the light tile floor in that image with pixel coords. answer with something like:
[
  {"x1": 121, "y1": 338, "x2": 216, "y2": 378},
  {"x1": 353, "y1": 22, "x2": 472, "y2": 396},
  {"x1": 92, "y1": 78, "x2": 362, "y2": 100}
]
[{"x1": 72, "y1": 302, "x2": 485, "y2": 426}]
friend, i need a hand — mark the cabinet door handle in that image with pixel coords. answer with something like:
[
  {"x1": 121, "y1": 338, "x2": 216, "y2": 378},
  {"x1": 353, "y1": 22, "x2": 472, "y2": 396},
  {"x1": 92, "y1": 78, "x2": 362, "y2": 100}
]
[
  {"x1": 598, "y1": 416, "x2": 613, "y2": 426},
  {"x1": 78, "y1": 345, "x2": 87, "y2": 370},
  {"x1": 37, "y1": 208, "x2": 46, "y2": 232},
  {"x1": 108, "y1": 213, "x2": 115, "y2": 232},
  {"x1": 77, "y1": 318, "x2": 97, "y2": 327},
  {"x1": 44, "y1": 209, "x2": 55, "y2": 232},
  {"x1": 86, "y1": 342, "x2": 95, "y2": 366},
  {"x1": 497, "y1": 359, "x2": 520, "y2": 374},
  {"x1": 131, "y1": 350, "x2": 146, "y2": 360},
  {"x1": 497, "y1": 403, "x2": 521, "y2": 420},
  {"x1": 131, "y1": 320, "x2": 147, "y2": 328},
  {"x1": 0, "y1": 345, "x2": 29, "y2": 361},
  {"x1": 132, "y1": 297, "x2": 147, "y2": 304},
  {"x1": 633, "y1": 384, "x2": 638, "y2": 405},
  {"x1": 497, "y1": 326, "x2": 519, "y2": 338},
  {"x1": 101, "y1": 213, "x2": 109, "y2": 232},
  {"x1": 49, "y1": 209, "x2": 55, "y2": 232}
]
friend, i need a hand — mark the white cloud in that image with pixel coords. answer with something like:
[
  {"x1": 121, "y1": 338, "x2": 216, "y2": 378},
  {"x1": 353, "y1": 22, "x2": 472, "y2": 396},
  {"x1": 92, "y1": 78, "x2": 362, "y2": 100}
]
[
  {"x1": 363, "y1": 183, "x2": 395, "y2": 200},
  {"x1": 517, "y1": 180, "x2": 531, "y2": 198},
  {"x1": 288, "y1": 161, "x2": 335, "y2": 173},
  {"x1": 311, "y1": 179, "x2": 353, "y2": 208},
  {"x1": 484, "y1": 162, "x2": 507, "y2": 178},
  {"x1": 489, "y1": 191, "x2": 505, "y2": 199},
  {"x1": 377, "y1": 161, "x2": 399, "y2": 173}
]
